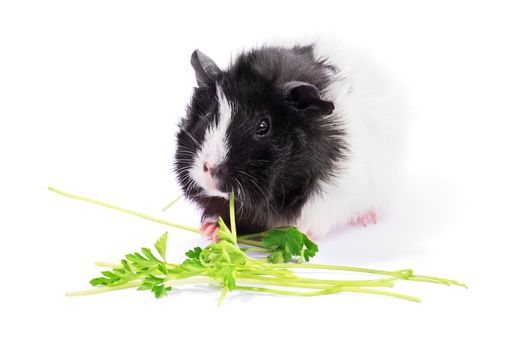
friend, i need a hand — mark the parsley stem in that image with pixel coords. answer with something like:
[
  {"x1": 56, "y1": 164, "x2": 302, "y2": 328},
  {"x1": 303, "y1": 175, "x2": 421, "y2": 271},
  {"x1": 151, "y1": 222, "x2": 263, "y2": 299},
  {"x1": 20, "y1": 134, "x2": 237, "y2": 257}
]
[
  {"x1": 66, "y1": 281, "x2": 143, "y2": 296},
  {"x1": 236, "y1": 232, "x2": 264, "y2": 239},
  {"x1": 240, "y1": 248, "x2": 269, "y2": 253},
  {"x1": 94, "y1": 261, "x2": 179, "y2": 269},
  {"x1": 240, "y1": 226, "x2": 289, "y2": 239},
  {"x1": 235, "y1": 285, "x2": 420, "y2": 302},
  {"x1": 237, "y1": 275, "x2": 396, "y2": 289},
  {"x1": 237, "y1": 238, "x2": 265, "y2": 247},
  {"x1": 163, "y1": 277, "x2": 216, "y2": 287},
  {"x1": 161, "y1": 195, "x2": 182, "y2": 212},
  {"x1": 229, "y1": 192, "x2": 237, "y2": 244},
  {"x1": 341, "y1": 287, "x2": 421, "y2": 302},
  {"x1": 94, "y1": 261, "x2": 121, "y2": 268},
  {"x1": 266, "y1": 263, "x2": 411, "y2": 278},
  {"x1": 218, "y1": 286, "x2": 229, "y2": 306},
  {"x1": 409, "y1": 274, "x2": 467, "y2": 288},
  {"x1": 235, "y1": 285, "x2": 339, "y2": 296},
  {"x1": 285, "y1": 276, "x2": 398, "y2": 287},
  {"x1": 49, "y1": 187, "x2": 288, "y2": 250},
  {"x1": 67, "y1": 277, "x2": 216, "y2": 296},
  {"x1": 48, "y1": 187, "x2": 202, "y2": 235}
]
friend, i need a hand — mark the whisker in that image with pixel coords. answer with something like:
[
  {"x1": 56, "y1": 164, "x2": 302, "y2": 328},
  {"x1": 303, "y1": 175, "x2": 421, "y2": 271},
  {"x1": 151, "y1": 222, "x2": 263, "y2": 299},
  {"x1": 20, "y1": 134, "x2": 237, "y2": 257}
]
[{"x1": 179, "y1": 127, "x2": 201, "y2": 148}]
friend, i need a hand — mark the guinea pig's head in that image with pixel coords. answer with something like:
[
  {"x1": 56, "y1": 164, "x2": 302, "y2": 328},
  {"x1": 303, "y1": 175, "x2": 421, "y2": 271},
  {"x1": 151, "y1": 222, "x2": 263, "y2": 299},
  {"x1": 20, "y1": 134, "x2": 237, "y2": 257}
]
[{"x1": 175, "y1": 48, "x2": 345, "y2": 219}]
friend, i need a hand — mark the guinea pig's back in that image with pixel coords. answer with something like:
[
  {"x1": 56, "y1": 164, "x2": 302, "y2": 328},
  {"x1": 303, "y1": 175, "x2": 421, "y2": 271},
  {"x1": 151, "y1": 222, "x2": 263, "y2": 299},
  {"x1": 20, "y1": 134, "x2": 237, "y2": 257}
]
[{"x1": 308, "y1": 39, "x2": 407, "y2": 229}]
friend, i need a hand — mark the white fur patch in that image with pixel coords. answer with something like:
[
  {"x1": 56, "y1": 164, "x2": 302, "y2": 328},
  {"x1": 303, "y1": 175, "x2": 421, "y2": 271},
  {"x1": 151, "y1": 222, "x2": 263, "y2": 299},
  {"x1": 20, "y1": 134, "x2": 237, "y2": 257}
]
[
  {"x1": 291, "y1": 39, "x2": 405, "y2": 239},
  {"x1": 189, "y1": 86, "x2": 232, "y2": 199}
]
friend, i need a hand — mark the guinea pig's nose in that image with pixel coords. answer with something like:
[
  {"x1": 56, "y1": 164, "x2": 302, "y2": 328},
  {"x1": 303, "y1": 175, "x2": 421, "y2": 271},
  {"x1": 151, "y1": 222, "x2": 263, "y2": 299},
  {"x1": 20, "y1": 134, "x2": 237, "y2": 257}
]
[
  {"x1": 204, "y1": 162, "x2": 228, "y2": 190},
  {"x1": 209, "y1": 163, "x2": 227, "y2": 180}
]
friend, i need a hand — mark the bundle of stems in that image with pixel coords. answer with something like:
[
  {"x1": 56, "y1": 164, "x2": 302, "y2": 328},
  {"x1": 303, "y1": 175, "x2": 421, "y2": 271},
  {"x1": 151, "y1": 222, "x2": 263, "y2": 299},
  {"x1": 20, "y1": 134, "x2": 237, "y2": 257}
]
[{"x1": 49, "y1": 187, "x2": 466, "y2": 305}]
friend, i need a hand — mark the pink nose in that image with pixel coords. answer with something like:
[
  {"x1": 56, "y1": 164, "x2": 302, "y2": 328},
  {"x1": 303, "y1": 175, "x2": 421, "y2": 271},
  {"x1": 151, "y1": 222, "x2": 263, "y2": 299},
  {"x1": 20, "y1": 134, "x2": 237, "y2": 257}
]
[
  {"x1": 203, "y1": 161, "x2": 227, "y2": 191},
  {"x1": 203, "y1": 162, "x2": 217, "y2": 191},
  {"x1": 203, "y1": 162, "x2": 212, "y2": 173}
]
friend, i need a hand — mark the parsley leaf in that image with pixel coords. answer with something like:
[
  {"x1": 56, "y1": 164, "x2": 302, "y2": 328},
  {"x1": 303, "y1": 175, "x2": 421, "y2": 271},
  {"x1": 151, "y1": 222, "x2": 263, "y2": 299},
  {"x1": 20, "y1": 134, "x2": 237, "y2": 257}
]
[
  {"x1": 261, "y1": 227, "x2": 318, "y2": 263},
  {"x1": 90, "y1": 245, "x2": 167, "y2": 287},
  {"x1": 154, "y1": 232, "x2": 168, "y2": 262},
  {"x1": 185, "y1": 246, "x2": 203, "y2": 260},
  {"x1": 170, "y1": 249, "x2": 206, "y2": 279},
  {"x1": 138, "y1": 275, "x2": 172, "y2": 298}
]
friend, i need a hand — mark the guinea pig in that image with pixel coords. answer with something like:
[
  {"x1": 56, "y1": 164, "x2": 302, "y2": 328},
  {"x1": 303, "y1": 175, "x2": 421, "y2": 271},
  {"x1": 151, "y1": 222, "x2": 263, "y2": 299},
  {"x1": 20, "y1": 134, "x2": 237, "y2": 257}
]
[{"x1": 174, "y1": 40, "x2": 402, "y2": 240}]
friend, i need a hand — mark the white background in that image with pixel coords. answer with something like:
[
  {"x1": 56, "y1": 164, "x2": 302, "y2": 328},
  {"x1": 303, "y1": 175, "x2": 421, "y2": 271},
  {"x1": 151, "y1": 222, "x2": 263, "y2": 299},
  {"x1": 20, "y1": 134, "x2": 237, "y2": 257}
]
[{"x1": 1, "y1": 1, "x2": 524, "y2": 349}]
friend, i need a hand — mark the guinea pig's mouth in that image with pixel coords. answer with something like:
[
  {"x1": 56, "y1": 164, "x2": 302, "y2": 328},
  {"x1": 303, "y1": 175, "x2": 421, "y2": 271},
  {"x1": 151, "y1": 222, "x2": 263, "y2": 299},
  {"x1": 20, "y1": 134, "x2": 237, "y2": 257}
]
[
  {"x1": 201, "y1": 187, "x2": 230, "y2": 200},
  {"x1": 190, "y1": 162, "x2": 231, "y2": 200}
]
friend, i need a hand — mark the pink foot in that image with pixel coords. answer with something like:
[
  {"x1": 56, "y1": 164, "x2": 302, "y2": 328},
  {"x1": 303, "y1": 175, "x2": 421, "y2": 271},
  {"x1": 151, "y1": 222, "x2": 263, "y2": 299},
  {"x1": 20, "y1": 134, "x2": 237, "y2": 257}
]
[
  {"x1": 350, "y1": 209, "x2": 377, "y2": 227},
  {"x1": 199, "y1": 221, "x2": 220, "y2": 242}
]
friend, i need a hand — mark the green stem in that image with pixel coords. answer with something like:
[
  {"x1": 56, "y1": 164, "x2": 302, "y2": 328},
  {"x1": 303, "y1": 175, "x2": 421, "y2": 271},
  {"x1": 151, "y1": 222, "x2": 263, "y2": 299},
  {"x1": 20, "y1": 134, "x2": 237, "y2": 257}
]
[
  {"x1": 238, "y1": 238, "x2": 266, "y2": 248},
  {"x1": 94, "y1": 261, "x2": 122, "y2": 268},
  {"x1": 341, "y1": 287, "x2": 421, "y2": 302},
  {"x1": 237, "y1": 232, "x2": 265, "y2": 239},
  {"x1": 238, "y1": 226, "x2": 289, "y2": 240},
  {"x1": 67, "y1": 277, "x2": 216, "y2": 296},
  {"x1": 410, "y1": 274, "x2": 467, "y2": 288},
  {"x1": 235, "y1": 285, "x2": 340, "y2": 296},
  {"x1": 266, "y1": 263, "x2": 409, "y2": 278},
  {"x1": 163, "y1": 277, "x2": 216, "y2": 287},
  {"x1": 241, "y1": 247, "x2": 269, "y2": 253},
  {"x1": 94, "y1": 261, "x2": 179, "y2": 270},
  {"x1": 48, "y1": 187, "x2": 280, "y2": 251},
  {"x1": 66, "y1": 281, "x2": 143, "y2": 296},
  {"x1": 218, "y1": 286, "x2": 229, "y2": 306},
  {"x1": 285, "y1": 275, "x2": 399, "y2": 287},
  {"x1": 48, "y1": 187, "x2": 202, "y2": 234},
  {"x1": 229, "y1": 192, "x2": 237, "y2": 244},
  {"x1": 237, "y1": 275, "x2": 395, "y2": 289},
  {"x1": 161, "y1": 195, "x2": 182, "y2": 212},
  {"x1": 236, "y1": 284, "x2": 420, "y2": 302}
]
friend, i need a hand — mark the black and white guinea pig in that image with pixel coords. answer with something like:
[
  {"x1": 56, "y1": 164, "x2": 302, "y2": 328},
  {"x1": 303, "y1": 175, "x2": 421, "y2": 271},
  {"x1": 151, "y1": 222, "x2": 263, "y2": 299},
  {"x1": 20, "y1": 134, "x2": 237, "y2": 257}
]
[{"x1": 175, "y1": 40, "x2": 401, "y2": 240}]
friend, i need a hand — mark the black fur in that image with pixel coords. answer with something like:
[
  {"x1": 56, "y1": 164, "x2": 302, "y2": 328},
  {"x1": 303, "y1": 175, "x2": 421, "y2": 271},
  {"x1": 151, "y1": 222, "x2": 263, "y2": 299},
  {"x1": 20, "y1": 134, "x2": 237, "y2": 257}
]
[{"x1": 175, "y1": 45, "x2": 347, "y2": 233}]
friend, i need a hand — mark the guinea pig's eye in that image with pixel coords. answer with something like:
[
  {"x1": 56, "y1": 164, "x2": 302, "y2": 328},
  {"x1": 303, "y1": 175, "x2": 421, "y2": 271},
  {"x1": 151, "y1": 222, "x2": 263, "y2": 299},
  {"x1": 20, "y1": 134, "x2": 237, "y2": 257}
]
[{"x1": 256, "y1": 118, "x2": 271, "y2": 136}]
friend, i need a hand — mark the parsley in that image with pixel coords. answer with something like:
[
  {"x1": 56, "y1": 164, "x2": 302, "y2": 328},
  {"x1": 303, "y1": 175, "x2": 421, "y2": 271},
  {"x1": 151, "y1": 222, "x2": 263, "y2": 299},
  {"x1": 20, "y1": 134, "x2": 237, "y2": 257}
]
[
  {"x1": 89, "y1": 232, "x2": 171, "y2": 290},
  {"x1": 50, "y1": 186, "x2": 466, "y2": 304},
  {"x1": 154, "y1": 232, "x2": 168, "y2": 262},
  {"x1": 262, "y1": 227, "x2": 318, "y2": 263}
]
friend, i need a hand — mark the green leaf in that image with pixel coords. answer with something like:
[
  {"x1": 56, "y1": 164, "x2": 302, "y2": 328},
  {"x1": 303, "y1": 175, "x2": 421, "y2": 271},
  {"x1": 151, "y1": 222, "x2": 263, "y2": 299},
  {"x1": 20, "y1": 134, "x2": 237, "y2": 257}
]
[
  {"x1": 101, "y1": 270, "x2": 120, "y2": 279},
  {"x1": 158, "y1": 263, "x2": 168, "y2": 275},
  {"x1": 89, "y1": 241, "x2": 172, "y2": 290},
  {"x1": 141, "y1": 248, "x2": 161, "y2": 263},
  {"x1": 262, "y1": 227, "x2": 318, "y2": 263},
  {"x1": 90, "y1": 277, "x2": 110, "y2": 286},
  {"x1": 139, "y1": 274, "x2": 172, "y2": 298},
  {"x1": 171, "y1": 248, "x2": 207, "y2": 279},
  {"x1": 121, "y1": 259, "x2": 132, "y2": 272},
  {"x1": 125, "y1": 251, "x2": 160, "y2": 270},
  {"x1": 185, "y1": 247, "x2": 202, "y2": 260},
  {"x1": 154, "y1": 232, "x2": 168, "y2": 262},
  {"x1": 302, "y1": 234, "x2": 319, "y2": 262}
]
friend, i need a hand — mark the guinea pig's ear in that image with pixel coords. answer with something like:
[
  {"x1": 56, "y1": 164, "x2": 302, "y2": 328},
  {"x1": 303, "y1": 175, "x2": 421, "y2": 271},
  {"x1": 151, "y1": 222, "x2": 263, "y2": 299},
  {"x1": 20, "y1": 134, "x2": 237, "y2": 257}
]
[
  {"x1": 191, "y1": 49, "x2": 222, "y2": 86},
  {"x1": 283, "y1": 81, "x2": 334, "y2": 116}
]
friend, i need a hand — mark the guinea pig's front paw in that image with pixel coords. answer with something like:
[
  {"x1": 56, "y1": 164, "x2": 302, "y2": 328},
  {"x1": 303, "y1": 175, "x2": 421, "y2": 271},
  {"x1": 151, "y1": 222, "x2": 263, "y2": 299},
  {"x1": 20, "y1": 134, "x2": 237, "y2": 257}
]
[
  {"x1": 350, "y1": 209, "x2": 377, "y2": 227},
  {"x1": 200, "y1": 220, "x2": 220, "y2": 242}
]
